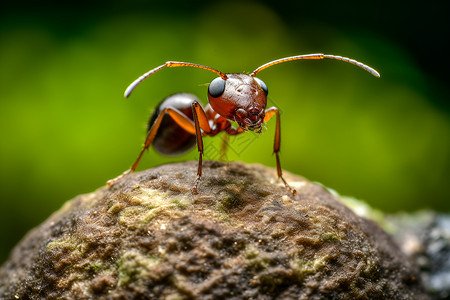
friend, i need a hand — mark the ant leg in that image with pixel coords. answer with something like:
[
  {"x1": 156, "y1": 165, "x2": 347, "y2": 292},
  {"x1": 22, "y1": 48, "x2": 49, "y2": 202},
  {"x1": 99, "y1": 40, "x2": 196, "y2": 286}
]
[
  {"x1": 220, "y1": 134, "x2": 229, "y2": 161},
  {"x1": 264, "y1": 107, "x2": 297, "y2": 195},
  {"x1": 220, "y1": 123, "x2": 246, "y2": 159},
  {"x1": 190, "y1": 101, "x2": 214, "y2": 194},
  {"x1": 106, "y1": 107, "x2": 198, "y2": 186}
]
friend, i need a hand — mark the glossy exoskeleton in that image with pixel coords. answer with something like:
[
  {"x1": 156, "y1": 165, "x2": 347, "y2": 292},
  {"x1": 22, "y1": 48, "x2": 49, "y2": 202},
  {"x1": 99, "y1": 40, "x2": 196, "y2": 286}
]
[
  {"x1": 148, "y1": 93, "x2": 197, "y2": 156},
  {"x1": 107, "y1": 54, "x2": 380, "y2": 194}
]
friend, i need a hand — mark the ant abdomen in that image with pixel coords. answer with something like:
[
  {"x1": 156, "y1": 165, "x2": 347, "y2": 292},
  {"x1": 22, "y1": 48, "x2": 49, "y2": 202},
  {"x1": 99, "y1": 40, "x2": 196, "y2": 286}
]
[{"x1": 148, "y1": 93, "x2": 198, "y2": 156}]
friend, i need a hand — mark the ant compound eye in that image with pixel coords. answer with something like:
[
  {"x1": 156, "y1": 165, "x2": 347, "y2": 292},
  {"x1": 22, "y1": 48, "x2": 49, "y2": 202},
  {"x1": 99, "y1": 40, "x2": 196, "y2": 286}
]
[
  {"x1": 254, "y1": 77, "x2": 268, "y2": 96},
  {"x1": 208, "y1": 77, "x2": 226, "y2": 98}
]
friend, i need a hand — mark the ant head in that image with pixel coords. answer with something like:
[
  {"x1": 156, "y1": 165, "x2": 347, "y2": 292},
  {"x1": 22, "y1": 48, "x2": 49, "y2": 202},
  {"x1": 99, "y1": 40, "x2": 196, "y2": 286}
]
[{"x1": 208, "y1": 74, "x2": 268, "y2": 132}]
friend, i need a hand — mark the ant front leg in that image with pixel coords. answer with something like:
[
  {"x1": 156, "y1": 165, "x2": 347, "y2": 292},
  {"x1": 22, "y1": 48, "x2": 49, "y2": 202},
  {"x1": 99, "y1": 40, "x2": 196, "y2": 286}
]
[
  {"x1": 106, "y1": 107, "x2": 196, "y2": 187},
  {"x1": 264, "y1": 107, "x2": 297, "y2": 195},
  {"x1": 191, "y1": 101, "x2": 214, "y2": 194}
]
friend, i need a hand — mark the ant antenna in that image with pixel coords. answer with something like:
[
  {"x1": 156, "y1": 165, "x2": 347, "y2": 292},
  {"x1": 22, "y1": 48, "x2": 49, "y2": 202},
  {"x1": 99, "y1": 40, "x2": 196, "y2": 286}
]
[
  {"x1": 125, "y1": 61, "x2": 228, "y2": 98},
  {"x1": 250, "y1": 54, "x2": 380, "y2": 78}
]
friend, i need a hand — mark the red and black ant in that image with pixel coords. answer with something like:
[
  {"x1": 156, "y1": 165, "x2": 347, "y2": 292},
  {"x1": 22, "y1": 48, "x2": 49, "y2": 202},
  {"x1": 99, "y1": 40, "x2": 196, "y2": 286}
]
[{"x1": 107, "y1": 54, "x2": 380, "y2": 195}]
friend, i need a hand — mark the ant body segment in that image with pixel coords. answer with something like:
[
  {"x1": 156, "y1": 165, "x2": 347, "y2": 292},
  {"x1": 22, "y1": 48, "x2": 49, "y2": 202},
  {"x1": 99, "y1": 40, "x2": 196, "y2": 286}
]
[{"x1": 107, "y1": 54, "x2": 380, "y2": 194}]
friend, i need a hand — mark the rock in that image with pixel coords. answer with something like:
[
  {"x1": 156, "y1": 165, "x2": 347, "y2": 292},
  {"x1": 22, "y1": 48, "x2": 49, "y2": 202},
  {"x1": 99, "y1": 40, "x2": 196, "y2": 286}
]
[
  {"x1": 387, "y1": 211, "x2": 450, "y2": 300},
  {"x1": 0, "y1": 161, "x2": 429, "y2": 299},
  {"x1": 322, "y1": 193, "x2": 450, "y2": 300}
]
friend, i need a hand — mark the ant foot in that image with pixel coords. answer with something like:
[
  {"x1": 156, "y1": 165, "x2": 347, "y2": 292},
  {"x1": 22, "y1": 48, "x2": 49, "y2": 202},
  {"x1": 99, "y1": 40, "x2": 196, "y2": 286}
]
[{"x1": 106, "y1": 169, "x2": 132, "y2": 187}]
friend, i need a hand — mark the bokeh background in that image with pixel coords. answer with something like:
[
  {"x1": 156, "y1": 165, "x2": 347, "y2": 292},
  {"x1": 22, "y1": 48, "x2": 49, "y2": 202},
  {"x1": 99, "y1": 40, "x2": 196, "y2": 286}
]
[{"x1": 1, "y1": 0, "x2": 449, "y2": 264}]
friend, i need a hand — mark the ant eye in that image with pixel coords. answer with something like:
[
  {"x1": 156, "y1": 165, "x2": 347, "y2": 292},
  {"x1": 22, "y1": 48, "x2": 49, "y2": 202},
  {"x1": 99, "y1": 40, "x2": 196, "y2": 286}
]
[
  {"x1": 254, "y1": 77, "x2": 268, "y2": 96},
  {"x1": 208, "y1": 77, "x2": 226, "y2": 98}
]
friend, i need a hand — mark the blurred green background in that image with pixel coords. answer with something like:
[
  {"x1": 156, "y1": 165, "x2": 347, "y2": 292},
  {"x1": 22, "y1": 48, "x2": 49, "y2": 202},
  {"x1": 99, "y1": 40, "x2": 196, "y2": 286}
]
[{"x1": 1, "y1": 0, "x2": 449, "y2": 264}]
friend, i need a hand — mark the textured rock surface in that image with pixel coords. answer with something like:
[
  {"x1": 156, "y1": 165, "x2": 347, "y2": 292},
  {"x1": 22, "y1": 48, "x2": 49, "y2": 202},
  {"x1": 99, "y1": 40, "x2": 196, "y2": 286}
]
[
  {"x1": 0, "y1": 161, "x2": 428, "y2": 299},
  {"x1": 387, "y1": 212, "x2": 450, "y2": 300},
  {"x1": 329, "y1": 196, "x2": 450, "y2": 300}
]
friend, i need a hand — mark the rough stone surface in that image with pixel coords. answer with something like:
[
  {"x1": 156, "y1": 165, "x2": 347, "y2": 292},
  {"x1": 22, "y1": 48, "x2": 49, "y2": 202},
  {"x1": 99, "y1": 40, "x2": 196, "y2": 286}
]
[
  {"x1": 387, "y1": 212, "x2": 450, "y2": 300},
  {"x1": 0, "y1": 161, "x2": 429, "y2": 299},
  {"x1": 328, "y1": 196, "x2": 450, "y2": 300}
]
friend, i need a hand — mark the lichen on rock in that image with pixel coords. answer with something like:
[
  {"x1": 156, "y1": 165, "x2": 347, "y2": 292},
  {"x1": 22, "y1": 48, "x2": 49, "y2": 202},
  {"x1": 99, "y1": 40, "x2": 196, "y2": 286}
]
[{"x1": 0, "y1": 161, "x2": 429, "y2": 299}]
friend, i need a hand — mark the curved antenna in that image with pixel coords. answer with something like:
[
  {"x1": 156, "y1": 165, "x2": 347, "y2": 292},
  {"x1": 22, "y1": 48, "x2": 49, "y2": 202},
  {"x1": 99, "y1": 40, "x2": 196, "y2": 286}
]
[
  {"x1": 124, "y1": 61, "x2": 228, "y2": 98},
  {"x1": 250, "y1": 54, "x2": 380, "y2": 78}
]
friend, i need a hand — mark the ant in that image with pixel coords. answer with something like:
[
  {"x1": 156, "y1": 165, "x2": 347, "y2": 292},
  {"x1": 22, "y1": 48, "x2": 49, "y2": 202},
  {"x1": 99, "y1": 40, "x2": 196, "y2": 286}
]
[{"x1": 107, "y1": 54, "x2": 380, "y2": 195}]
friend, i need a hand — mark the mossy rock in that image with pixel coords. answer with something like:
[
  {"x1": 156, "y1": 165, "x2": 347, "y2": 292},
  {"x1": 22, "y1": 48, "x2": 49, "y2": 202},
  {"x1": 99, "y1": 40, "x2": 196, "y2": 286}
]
[{"x1": 0, "y1": 161, "x2": 428, "y2": 299}]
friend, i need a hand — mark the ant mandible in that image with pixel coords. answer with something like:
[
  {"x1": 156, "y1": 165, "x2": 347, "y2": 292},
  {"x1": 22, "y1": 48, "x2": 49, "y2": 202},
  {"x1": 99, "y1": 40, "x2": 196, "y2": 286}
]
[{"x1": 107, "y1": 54, "x2": 380, "y2": 195}]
